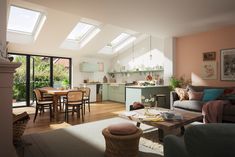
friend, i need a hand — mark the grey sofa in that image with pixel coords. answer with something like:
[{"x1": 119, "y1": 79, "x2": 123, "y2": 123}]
[
  {"x1": 170, "y1": 85, "x2": 235, "y2": 122},
  {"x1": 164, "y1": 123, "x2": 235, "y2": 157}
]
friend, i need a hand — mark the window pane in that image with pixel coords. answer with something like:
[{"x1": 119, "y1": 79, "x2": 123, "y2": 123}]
[
  {"x1": 12, "y1": 55, "x2": 27, "y2": 107},
  {"x1": 8, "y1": 6, "x2": 41, "y2": 34},
  {"x1": 111, "y1": 33, "x2": 130, "y2": 47},
  {"x1": 53, "y1": 58, "x2": 70, "y2": 88},
  {"x1": 67, "y1": 22, "x2": 95, "y2": 41}
]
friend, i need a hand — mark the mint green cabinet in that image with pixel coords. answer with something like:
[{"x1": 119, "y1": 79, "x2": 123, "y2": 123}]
[
  {"x1": 79, "y1": 62, "x2": 98, "y2": 72},
  {"x1": 107, "y1": 84, "x2": 125, "y2": 103},
  {"x1": 102, "y1": 84, "x2": 108, "y2": 101}
]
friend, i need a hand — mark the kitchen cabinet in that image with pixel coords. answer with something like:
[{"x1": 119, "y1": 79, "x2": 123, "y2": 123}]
[
  {"x1": 101, "y1": 83, "x2": 125, "y2": 103},
  {"x1": 79, "y1": 62, "x2": 99, "y2": 72},
  {"x1": 102, "y1": 84, "x2": 108, "y2": 101},
  {"x1": 108, "y1": 84, "x2": 125, "y2": 103},
  {"x1": 85, "y1": 84, "x2": 96, "y2": 102}
]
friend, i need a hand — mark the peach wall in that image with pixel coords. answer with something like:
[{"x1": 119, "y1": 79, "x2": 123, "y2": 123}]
[{"x1": 175, "y1": 26, "x2": 235, "y2": 87}]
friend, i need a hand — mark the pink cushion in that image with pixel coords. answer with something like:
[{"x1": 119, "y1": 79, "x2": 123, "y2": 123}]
[
  {"x1": 188, "y1": 91, "x2": 203, "y2": 100},
  {"x1": 107, "y1": 123, "x2": 138, "y2": 135}
]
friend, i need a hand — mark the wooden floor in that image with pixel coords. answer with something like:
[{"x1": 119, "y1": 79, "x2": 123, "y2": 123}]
[{"x1": 14, "y1": 101, "x2": 125, "y2": 135}]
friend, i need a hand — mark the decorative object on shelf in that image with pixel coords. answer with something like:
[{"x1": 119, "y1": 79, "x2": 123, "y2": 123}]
[
  {"x1": 146, "y1": 74, "x2": 153, "y2": 81},
  {"x1": 220, "y1": 48, "x2": 235, "y2": 81},
  {"x1": 201, "y1": 61, "x2": 217, "y2": 80},
  {"x1": 203, "y1": 51, "x2": 216, "y2": 61},
  {"x1": 103, "y1": 75, "x2": 108, "y2": 83}
]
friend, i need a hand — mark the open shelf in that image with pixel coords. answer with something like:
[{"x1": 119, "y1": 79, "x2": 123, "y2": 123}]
[{"x1": 108, "y1": 69, "x2": 164, "y2": 75}]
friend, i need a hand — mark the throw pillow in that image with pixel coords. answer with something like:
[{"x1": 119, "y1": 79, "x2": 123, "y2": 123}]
[
  {"x1": 175, "y1": 88, "x2": 189, "y2": 101},
  {"x1": 202, "y1": 89, "x2": 224, "y2": 102},
  {"x1": 108, "y1": 123, "x2": 138, "y2": 135},
  {"x1": 188, "y1": 91, "x2": 203, "y2": 100}
]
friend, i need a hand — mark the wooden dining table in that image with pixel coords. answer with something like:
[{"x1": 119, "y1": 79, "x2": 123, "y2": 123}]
[{"x1": 39, "y1": 88, "x2": 73, "y2": 121}]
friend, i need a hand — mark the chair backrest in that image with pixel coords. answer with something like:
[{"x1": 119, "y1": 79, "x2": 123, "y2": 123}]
[
  {"x1": 79, "y1": 87, "x2": 90, "y2": 97},
  {"x1": 67, "y1": 90, "x2": 83, "y2": 103},
  {"x1": 34, "y1": 89, "x2": 42, "y2": 101}
]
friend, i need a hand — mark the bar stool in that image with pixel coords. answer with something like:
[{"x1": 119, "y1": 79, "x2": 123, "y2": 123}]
[{"x1": 155, "y1": 94, "x2": 166, "y2": 107}]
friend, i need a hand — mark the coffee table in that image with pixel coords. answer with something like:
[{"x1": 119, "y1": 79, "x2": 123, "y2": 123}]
[{"x1": 119, "y1": 107, "x2": 203, "y2": 141}]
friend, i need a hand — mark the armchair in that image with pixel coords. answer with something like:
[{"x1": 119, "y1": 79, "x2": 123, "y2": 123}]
[{"x1": 164, "y1": 123, "x2": 235, "y2": 157}]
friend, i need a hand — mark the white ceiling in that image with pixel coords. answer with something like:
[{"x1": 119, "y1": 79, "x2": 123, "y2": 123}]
[{"x1": 8, "y1": 0, "x2": 235, "y2": 58}]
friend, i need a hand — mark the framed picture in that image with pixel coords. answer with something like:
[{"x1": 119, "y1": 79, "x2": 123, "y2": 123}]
[
  {"x1": 221, "y1": 48, "x2": 235, "y2": 81},
  {"x1": 202, "y1": 61, "x2": 217, "y2": 80},
  {"x1": 203, "y1": 52, "x2": 216, "y2": 61}
]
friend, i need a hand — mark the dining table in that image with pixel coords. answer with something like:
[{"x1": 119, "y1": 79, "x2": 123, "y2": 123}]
[{"x1": 39, "y1": 88, "x2": 74, "y2": 121}]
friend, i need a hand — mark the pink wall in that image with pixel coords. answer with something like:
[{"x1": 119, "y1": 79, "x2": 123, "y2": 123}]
[{"x1": 175, "y1": 26, "x2": 235, "y2": 87}]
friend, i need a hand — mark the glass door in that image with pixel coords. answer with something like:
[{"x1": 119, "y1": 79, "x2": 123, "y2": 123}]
[
  {"x1": 53, "y1": 58, "x2": 71, "y2": 89},
  {"x1": 30, "y1": 56, "x2": 51, "y2": 105},
  {"x1": 12, "y1": 54, "x2": 27, "y2": 107}
]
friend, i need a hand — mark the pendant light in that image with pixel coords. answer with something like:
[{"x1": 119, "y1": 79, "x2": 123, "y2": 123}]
[
  {"x1": 149, "y1": 35, "x2": 153, "y2": 68},
  {"x1": 132, "y1": 41, "x2": 135, "y2": 67},
  {"x1": 116, "y1": 47, "x2": 120, "y2": 64}
]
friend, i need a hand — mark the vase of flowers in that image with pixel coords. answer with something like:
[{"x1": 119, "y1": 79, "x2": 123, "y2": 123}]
[{"x1": 141, "y1": 94, "x2": 155, "y2": 108}]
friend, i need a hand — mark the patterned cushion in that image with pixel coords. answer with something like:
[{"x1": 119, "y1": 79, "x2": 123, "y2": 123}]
[
  {"x1": 175, "y1": 88, "x2": 189, "y2": 101},
  {"x1": 108, "y1": 123, "x2": 138, "y2": 135}
]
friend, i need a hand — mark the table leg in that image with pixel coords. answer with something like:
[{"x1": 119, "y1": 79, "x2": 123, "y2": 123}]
[
  {"x1": 158, "y1": 128, "x2": 164, "y2": 142},
  {"x1": 53, "y1": 95, "x2": 59, "y2": 121}
]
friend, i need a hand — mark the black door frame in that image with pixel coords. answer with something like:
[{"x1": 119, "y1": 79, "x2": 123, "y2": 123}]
[{"x1": 9, "y1": 52, "x2": 72, "y2": 107}]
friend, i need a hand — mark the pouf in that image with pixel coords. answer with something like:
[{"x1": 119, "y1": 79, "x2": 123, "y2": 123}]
[{"x1": 102, "y1": 122, "x2": 143, "y2": 157}]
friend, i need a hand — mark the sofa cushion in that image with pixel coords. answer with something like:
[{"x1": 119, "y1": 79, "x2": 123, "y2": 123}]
[
  {"x1": 188, "y1": 91, "x2": 203, "y2": 100},
  {"x1": 175, "y1": 88, "x2": 189, "y2": 101},
  {"x1": 202, "y1": 89, "x2": 224, "y2": 102},
  {"x1": 173, "y1": 100, "x2": 204, "y2": 112},
  {"x1": 187, "y1": 85, "x2": 226, "y2": 92}
]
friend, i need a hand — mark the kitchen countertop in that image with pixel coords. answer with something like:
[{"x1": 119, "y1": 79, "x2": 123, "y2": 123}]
[{"x1": 126, "y1": 85, "x2": 169, "y2": 88}]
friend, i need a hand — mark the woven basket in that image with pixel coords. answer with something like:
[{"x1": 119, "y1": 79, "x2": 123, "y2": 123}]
[
  {"x1": 102, "y1": 127, "x2": 143, "y2": 157},
  {"x1": 13, "y1": 112, "x2": 30, "y2": 144}
]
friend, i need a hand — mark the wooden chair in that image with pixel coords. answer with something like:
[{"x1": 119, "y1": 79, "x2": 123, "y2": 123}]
[
  {"x1": 64, "y1": 90, "x2": 84, "y2": 122},
  {"x1": 33, "y1": 89, "x2": 53, "y2": 122},
  {"x1": 79, "y1": 87, "x2": 91, "y2": 114}
]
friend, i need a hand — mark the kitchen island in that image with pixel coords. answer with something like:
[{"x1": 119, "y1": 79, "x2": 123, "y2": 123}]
[{"x1": 125, "y1": 85, "x2": 170, "y2": 111}]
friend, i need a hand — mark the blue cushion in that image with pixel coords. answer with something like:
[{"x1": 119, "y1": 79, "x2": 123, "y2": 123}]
[{"x1": 202, "y1": 89, "x2": 224, "y2": 102}]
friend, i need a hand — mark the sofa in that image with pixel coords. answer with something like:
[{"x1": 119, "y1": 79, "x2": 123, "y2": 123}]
[
  {"x1": 164, "y1": 123, "x2": 235, "y2": 157},
  {"x1": 170, "y1": 85, "x2": 235, "y2": 122}
]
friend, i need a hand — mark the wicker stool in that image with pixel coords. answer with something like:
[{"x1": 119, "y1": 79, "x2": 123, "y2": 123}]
[{"x1": 102, "y1": 123, "x2": 143, "y2": 157}]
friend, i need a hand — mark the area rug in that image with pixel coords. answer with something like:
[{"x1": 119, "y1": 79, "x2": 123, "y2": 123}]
[{"x1": 21, "y1": 117, "x2": 164, "y2": 157}]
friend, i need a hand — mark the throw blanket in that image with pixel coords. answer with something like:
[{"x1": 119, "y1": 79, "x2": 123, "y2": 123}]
[{"x1": 202, "y1": 100, "x2": 231, "y2": 123}]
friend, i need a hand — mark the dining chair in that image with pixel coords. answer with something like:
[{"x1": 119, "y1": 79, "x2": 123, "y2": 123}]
[
  {"x1": 33, "y1": 89, "x2": 53, "y2": 122},
  {"x1": 79, "y1": 87, "x2": 91, "y2": 114},
  {"x1": 64, "y1": 90, "x2": 84, "y2": 122}
]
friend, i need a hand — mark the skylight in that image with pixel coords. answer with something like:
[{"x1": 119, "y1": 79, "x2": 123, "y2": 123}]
[
  {"x1": 8, "y1": 6, "x2": 42, "y2": 35},
  {"x1": 99, "y1": 33, "x2": 136, "y2": 54},
  {"x1": 111, "y1": 33, "x2": 130, "y2": 47},
  {"x1": 61, "y1": 21, "x2": 101, "y2": 50},
  {"x1": 67, "y1": 22, "x2": 96, "y2": 42}
]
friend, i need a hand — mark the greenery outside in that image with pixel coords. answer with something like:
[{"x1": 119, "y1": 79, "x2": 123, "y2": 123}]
[{"x1": 13, "y1": 56, "x2": 70, "y2": 101}]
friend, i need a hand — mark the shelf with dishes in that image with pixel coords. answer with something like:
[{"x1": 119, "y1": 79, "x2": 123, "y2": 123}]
[{"x1": 108, "y1": 69, "x2": 164, "y2": 75}]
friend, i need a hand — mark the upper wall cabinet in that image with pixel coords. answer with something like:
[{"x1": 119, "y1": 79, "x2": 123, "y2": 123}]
[{"x1": 79, "y1": 62, "x2": 99, "y2": 72}]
